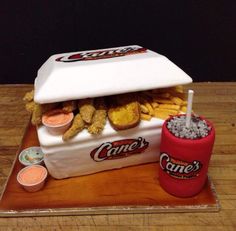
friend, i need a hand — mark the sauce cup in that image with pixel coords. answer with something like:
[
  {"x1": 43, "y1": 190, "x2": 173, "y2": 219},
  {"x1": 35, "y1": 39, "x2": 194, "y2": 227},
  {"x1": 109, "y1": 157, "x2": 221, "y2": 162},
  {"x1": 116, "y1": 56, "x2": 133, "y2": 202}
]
[
  {"x1": 19, "y1": 146, "x2": 44, "y2": 166},
  {"x1": 17, "y1": 165, "x2": 48, "y2": 192},
  {"x1": 42, "y1": 109, "x2": 74, "y2": 135}
]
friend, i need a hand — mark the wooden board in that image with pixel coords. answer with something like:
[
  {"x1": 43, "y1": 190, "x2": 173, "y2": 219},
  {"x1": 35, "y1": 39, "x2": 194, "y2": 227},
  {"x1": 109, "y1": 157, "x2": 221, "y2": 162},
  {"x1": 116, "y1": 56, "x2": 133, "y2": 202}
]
[{"x1": 0, "y1": 123, "x2": 220, "y2": 217}]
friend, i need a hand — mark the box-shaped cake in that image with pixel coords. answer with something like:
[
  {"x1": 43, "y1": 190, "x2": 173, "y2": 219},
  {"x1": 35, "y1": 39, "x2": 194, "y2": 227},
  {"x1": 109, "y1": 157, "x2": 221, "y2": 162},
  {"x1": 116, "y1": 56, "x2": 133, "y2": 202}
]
[{"x1": 34, "y1": 45, "x2": 192, "y2": 179}]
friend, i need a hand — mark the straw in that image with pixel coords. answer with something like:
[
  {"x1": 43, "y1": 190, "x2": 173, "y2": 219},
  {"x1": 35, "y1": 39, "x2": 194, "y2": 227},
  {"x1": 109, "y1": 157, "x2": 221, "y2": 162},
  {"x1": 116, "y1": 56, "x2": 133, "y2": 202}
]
[{"x1": 186, "y1": 90, "x2": 194, "y2": 128}]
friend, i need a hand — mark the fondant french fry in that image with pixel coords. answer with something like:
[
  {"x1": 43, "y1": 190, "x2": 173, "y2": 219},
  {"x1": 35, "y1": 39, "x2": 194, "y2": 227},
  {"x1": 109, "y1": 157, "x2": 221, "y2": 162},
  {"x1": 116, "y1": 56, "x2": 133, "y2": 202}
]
[
  {"x1": 151, "y1": 101, "x2": 159, "y2": 108},
  {"x1": 152, "y1": 85, "x2": 185, "y2": 99},
  {"x1": 140, "y1": 104, "x2": 149, "y2": 114},
  {"x1": 153, "y1": 98, "x2": 173, "y2": 104},
  {"x1": 62, "y1": 100, "x2": 77, "y2": 113},
  {"x1": 159, "y1": 104, "x2": 180, "y2": 110},
  {"x1": 170, "y1": 92, "x2": 186, "y2": 100},
  {"x1": 154, "y1": 108, "x2": 178, "y2": 120},
  {"x1": 63, "y1": 113, "x2": 85, "y2": 141},
  {"x1": 138, "y1": 95, "x2": 155, "y2": 116},
  {"x1": 145, "y1": 102, "x2": 154, "y2": 116},
  {"x1": 180, "y1": 106, "x2": 187, "y2": 112},
  {"x1": 171, "y1": 97, "x2": 183, "y2": 105},
  {"x1": 182, "y1": 101, "x2": 188, "y2": 106},
  {"x1": 174, "y1": 85, "x2": 184, "y2": 93},
  {"x1": 141, "y1": 113, "x2": 152, "y2": 121},
  {"x1": 157, "y1": 108, "x2": 178, "y2": 115},
  {"x1": 155, "y1": 92, "x2": 171, "y2": 99},
  {"x1": 166, "y1": 86, "x2": 186, "y2": 99},
  {"x1": 78, "y1": 98, "x2": 96, "y2": 124}
]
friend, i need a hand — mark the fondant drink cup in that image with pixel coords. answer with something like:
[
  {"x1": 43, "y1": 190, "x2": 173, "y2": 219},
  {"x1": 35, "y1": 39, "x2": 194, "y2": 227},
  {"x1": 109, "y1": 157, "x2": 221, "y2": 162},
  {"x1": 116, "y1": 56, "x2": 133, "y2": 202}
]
[
  {"x1": 159, "y1": 114, "x2": 215, "y2": 197},
  {"x1": 159, "y1": 90, "x2": 215, "y2": 197}
]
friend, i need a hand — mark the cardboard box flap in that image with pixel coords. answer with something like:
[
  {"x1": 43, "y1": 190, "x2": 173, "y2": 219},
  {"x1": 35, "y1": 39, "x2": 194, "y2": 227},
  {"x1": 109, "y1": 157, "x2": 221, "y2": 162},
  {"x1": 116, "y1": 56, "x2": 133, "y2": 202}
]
[{"x1": 34, "y1": 45, "x2": 192, "y2": 104}]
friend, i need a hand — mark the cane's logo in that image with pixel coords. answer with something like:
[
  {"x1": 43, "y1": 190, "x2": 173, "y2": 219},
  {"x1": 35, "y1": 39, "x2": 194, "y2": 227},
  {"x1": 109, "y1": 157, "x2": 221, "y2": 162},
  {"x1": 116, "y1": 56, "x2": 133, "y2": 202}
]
[
  {"x1": 90, "y1": 137, "x2": 149, "y2": 162},
  {"x1": 56, "y1": 46, "x2": 147, "y2": 62},
  {"x1": 160, "y1": 153, "x2": 202, "y2": 179}
]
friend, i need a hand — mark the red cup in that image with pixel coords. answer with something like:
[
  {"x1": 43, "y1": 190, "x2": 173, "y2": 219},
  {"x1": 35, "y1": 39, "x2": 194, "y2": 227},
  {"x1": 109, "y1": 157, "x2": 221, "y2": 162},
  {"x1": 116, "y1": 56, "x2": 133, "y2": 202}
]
[{"x1": 159, "y1": 115, "x2": 215, "y2": 197}]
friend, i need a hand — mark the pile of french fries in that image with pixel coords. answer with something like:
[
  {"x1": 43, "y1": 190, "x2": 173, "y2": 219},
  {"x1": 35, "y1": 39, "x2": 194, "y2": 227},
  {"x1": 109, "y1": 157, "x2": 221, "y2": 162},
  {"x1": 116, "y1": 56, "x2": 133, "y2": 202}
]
[{"x1": 137, "y1": 85, "x2": 188, "y2": 121}]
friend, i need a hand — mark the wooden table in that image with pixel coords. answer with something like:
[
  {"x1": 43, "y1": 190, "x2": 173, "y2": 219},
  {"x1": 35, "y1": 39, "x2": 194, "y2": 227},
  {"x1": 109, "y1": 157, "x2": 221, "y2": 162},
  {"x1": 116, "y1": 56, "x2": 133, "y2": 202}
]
[{"x1": 0, "y1": 83, "x2": 235, "y2": 230}]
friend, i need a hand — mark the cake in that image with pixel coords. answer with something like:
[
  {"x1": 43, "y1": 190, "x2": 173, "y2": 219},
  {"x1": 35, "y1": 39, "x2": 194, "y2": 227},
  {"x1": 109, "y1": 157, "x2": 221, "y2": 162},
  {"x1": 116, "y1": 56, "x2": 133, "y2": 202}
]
[{"x1": 26, "y1": 45, "x2": 192, "y2": 179}]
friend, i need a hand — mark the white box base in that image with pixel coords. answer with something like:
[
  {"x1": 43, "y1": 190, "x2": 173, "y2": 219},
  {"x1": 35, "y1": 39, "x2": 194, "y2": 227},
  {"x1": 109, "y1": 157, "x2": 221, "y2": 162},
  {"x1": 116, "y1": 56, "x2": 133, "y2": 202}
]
[{"x1": 37, "y1": 118, "x2": 164, "y2": 179}]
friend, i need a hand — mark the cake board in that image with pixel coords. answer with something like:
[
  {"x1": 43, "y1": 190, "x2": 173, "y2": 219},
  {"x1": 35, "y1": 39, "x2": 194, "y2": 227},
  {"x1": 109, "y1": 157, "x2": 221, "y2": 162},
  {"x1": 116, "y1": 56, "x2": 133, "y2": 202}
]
[{"x1": 0, "y1": 122, "x2": 220, "y2": 217}]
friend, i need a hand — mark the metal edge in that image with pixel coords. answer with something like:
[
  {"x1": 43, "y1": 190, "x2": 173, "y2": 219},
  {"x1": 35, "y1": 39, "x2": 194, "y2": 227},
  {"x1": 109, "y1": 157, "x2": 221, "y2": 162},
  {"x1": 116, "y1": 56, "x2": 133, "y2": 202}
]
[
  {"x1": 0, "y1": 203, "x2": 220, "y2": 217},
  {"x1": 0, "y1": 176, "x2": 220, "y2": 217},
  {"x1": 0, "y1": 177, "x2": 220, "y2": 217}
]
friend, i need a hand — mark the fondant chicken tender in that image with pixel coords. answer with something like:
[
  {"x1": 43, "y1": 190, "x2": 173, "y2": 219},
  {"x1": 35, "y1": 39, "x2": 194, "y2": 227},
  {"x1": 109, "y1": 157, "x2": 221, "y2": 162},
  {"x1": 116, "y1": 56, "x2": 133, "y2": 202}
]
[
  {"x1": 62, "y1": 113, "x2": 85, "y2": 141},
  {"x1": 88, "y1": 98, "x2": 107, "y2": 134},
  {"x1": 31, "y1": 103, "x2": 59, "y2": 126},
  {"x1": 78, "y1": 98, "x2": 96, "y2": 124},
  {"x1": 25, "y1": 101, "x2": 36, "y2": 113},
  {"x1": 42, "y1": 103, "x2": 59, "y2": 113},
  {"x1": 23, "y1": 90, "x2": 34, "y2": 102},
  {"x1": 62, "y1": 100, "x2": 77, "y2": 113},
  {"x1": 31, "y1": 103, "x2": 43, "y2": 125}
]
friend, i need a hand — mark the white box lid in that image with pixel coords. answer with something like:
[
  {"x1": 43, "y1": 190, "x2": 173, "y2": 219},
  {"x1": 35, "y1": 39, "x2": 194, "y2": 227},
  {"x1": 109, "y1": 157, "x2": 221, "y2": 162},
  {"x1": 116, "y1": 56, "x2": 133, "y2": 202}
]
[{"x1": 34, "y1": 45, "x2": 192, "y2": 104}]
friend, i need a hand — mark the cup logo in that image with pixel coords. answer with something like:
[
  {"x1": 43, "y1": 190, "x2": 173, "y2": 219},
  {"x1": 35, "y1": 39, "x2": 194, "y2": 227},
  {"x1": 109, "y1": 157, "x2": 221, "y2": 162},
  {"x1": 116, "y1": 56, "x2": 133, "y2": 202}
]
[
  {"x1": 90, "y1": 137, "x2": 149, "y2": 162},
  {"x1": 56, "y1": 46, "x2": 147, "y2": 62},
  {"x1": 160, "y1": 152, "x2": 202, "y2": 179}
]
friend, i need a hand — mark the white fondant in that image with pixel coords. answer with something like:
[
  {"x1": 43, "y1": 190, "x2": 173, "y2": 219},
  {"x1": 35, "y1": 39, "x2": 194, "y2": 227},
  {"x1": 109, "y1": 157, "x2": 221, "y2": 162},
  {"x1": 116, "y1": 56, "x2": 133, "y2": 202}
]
[
  {"x1": 34, "y1": 45, "x2": 192, "y2": 104},
  {"x1": 35, "y1": 45, "x2": 193, "y2": 179},
  {"x1": 38, "y1": 118, "x2": 163, "y2": 179}
]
